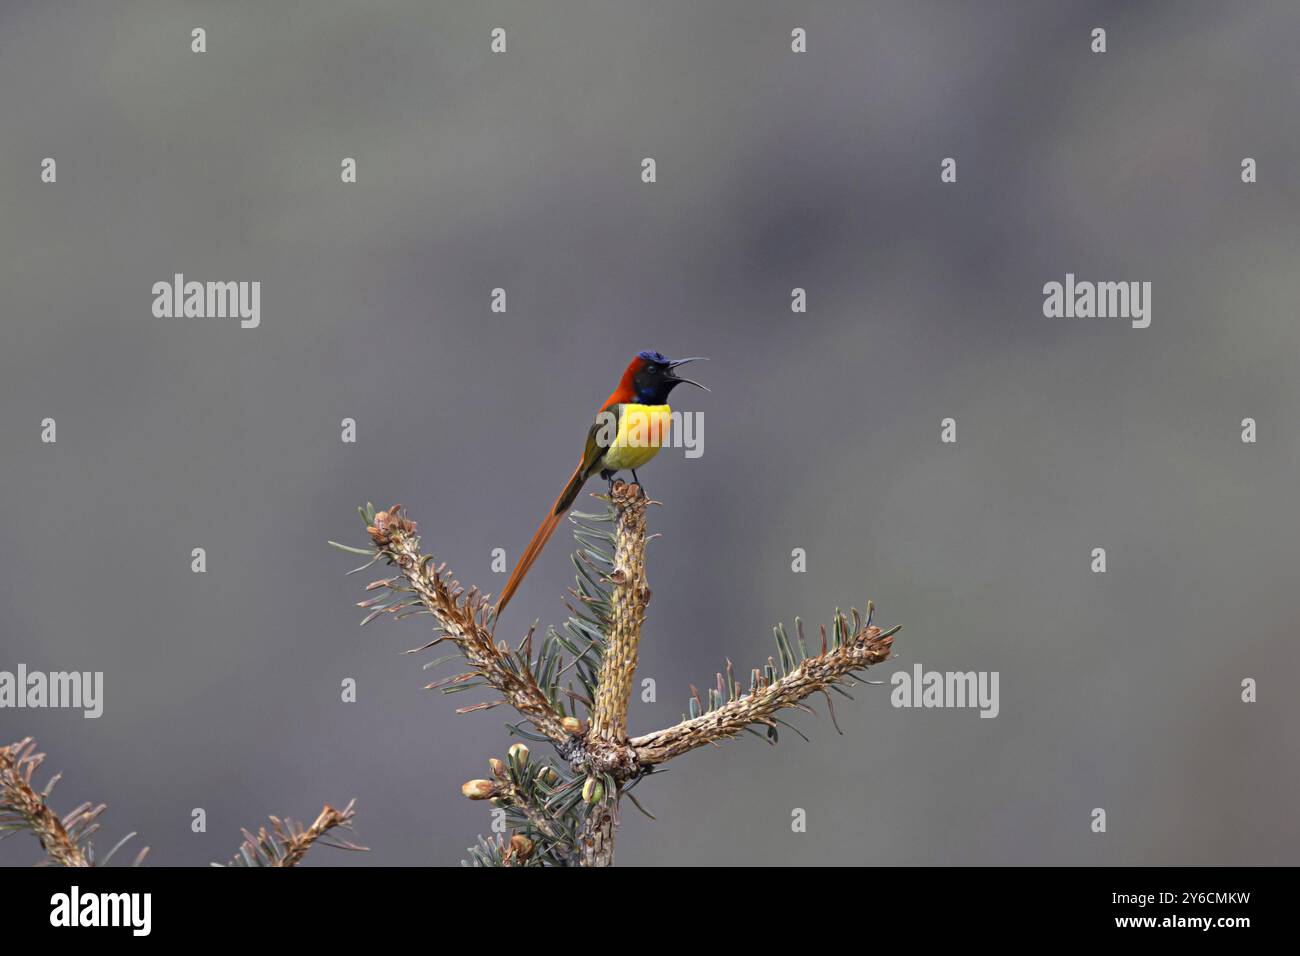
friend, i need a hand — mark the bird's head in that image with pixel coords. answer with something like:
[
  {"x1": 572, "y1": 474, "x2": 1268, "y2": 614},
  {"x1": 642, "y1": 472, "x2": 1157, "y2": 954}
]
[{"x1": 628, "y1": 351, "x2": 709, "y2": 404}]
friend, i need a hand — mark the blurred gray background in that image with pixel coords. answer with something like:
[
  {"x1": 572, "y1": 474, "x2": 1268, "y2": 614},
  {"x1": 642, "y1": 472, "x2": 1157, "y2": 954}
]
[{"x1": 2, "y1": 1, "x2": 1298, "y2": 866}]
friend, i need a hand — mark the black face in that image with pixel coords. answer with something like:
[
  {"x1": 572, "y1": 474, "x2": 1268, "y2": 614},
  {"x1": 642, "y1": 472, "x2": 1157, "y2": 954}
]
[{"x1": 633, "y1": 356, "x2": 709, "y2": 404}]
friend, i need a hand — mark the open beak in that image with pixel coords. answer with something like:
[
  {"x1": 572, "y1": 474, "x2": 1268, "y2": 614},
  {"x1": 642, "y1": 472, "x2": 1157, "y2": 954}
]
[{"x1": 667, "y1": 357, "x2": 710, "y2": 391}]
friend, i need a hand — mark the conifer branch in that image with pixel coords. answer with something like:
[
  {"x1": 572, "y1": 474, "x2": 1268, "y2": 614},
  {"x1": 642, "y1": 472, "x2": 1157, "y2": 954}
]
[
  {"x1": 629, "y1": 613, "x2": 898, "y2": 765},
  {"x1": 217, "y1": 800, "x2": 367, "y2": 868},
  {"x1": 3, "y1": 736, "x2": 363, "y2": 869},
  {"x1": 1, "y1": 738, "x2": 93, "y2": 867},
  {"x1": 0, "y1": 737, "x2": 146, "y2": 868},
  {"x1": 459, "y1": 743, "x2": 576, "y2": 866},
  {"x1": 339, "y1": 481, "x2": 901, "y2": 867},
  {"x1": 339, "y1": 504, "x2": 571, "y2": 744}
]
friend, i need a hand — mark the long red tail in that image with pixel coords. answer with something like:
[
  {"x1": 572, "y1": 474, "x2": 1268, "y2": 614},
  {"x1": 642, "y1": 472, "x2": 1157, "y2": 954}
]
[{"x1": 495, "y1": 463, "x2": 589, "y2": 619}]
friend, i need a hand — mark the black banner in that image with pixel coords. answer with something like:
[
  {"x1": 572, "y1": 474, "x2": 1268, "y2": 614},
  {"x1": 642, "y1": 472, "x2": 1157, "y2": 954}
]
[{"x1": 0, "y1": 866, "x2": 1278, "y2": 940}]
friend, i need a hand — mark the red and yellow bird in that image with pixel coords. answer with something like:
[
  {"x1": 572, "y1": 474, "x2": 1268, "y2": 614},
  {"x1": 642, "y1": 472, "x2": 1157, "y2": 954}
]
[{"x1": 494, "y1": 351, "x2": 708, "y2": 619}]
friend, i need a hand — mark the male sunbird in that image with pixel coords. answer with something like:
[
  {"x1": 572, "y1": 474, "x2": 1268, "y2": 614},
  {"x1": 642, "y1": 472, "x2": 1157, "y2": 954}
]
[{"x1": 494, "y1": 351, "x2": 708, "y2": 618}]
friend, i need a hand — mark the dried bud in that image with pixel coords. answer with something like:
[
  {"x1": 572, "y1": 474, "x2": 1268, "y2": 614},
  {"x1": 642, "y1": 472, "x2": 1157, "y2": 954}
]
[
  {"x1": 369, "y1": 506, "x2": 415, "y2": 544},
  {"x1": 488, "y1": 757, "x2": 507, "y2": 779},
  {"x1": 509, "y1": 834, "x2": 535, "y2": 860},
  {"x1": 582, "y1": 777, "x2": 604, "y2": 805},
  {"x1": 561, "y1": 716, "x2": 584, "y2": 735},
  {"x1": 507, "y1": 743, "x2": 529, "y2": 763},
  {"x1": 461, "y1": 779, "x2": 497, "y2": 800}
]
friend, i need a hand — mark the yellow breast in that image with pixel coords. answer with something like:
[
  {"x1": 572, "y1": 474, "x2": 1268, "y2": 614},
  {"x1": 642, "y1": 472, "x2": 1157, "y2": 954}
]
[{"x1": 602, "y1": 403, "x2": 672, "y2": 471}]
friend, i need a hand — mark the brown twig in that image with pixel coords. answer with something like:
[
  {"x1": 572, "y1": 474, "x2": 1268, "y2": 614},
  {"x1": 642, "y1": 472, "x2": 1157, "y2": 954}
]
[
  {"x1": 629, "y1": 620, "x2": 897, "y2": 765},
  {"x1": 4, "y1": 736, "x2": 362, "y2": 868},
  {"x1": 0, "y1": 737, "x2": 92, "y2": 867},
  {"x1": 224, "y1": 800, "x2": 367, "y2": 867},
  {"x1": 363, "y1": 506, "x2": 570, "y2": 744}
]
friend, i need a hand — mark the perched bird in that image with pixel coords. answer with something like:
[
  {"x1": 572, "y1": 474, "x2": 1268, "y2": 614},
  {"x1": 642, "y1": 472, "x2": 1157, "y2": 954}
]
[{"x1": 494, "y1": 351, "x2": 708, "y2": 619}]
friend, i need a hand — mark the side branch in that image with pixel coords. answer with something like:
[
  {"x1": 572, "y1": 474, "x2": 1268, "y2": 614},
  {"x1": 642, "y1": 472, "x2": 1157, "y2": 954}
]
[
  {"x1": 4, "y1": 736, "x2": 362, "y2": 868},
  {"x1": 219, "y1": 801, "x2": 367, "y2": 868},
  {"x1": 629, "y1": 616, "x2": 897, "y2": 766},
  {"x1": 359, "y1": 506, "x2": 570, "y2": 743},
  {"x1": 460, "y1": 743, "x2": 576, "y2": 866},
  {"x1": 0, "y1": 737, "x2": 96, "y2": 867}
]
